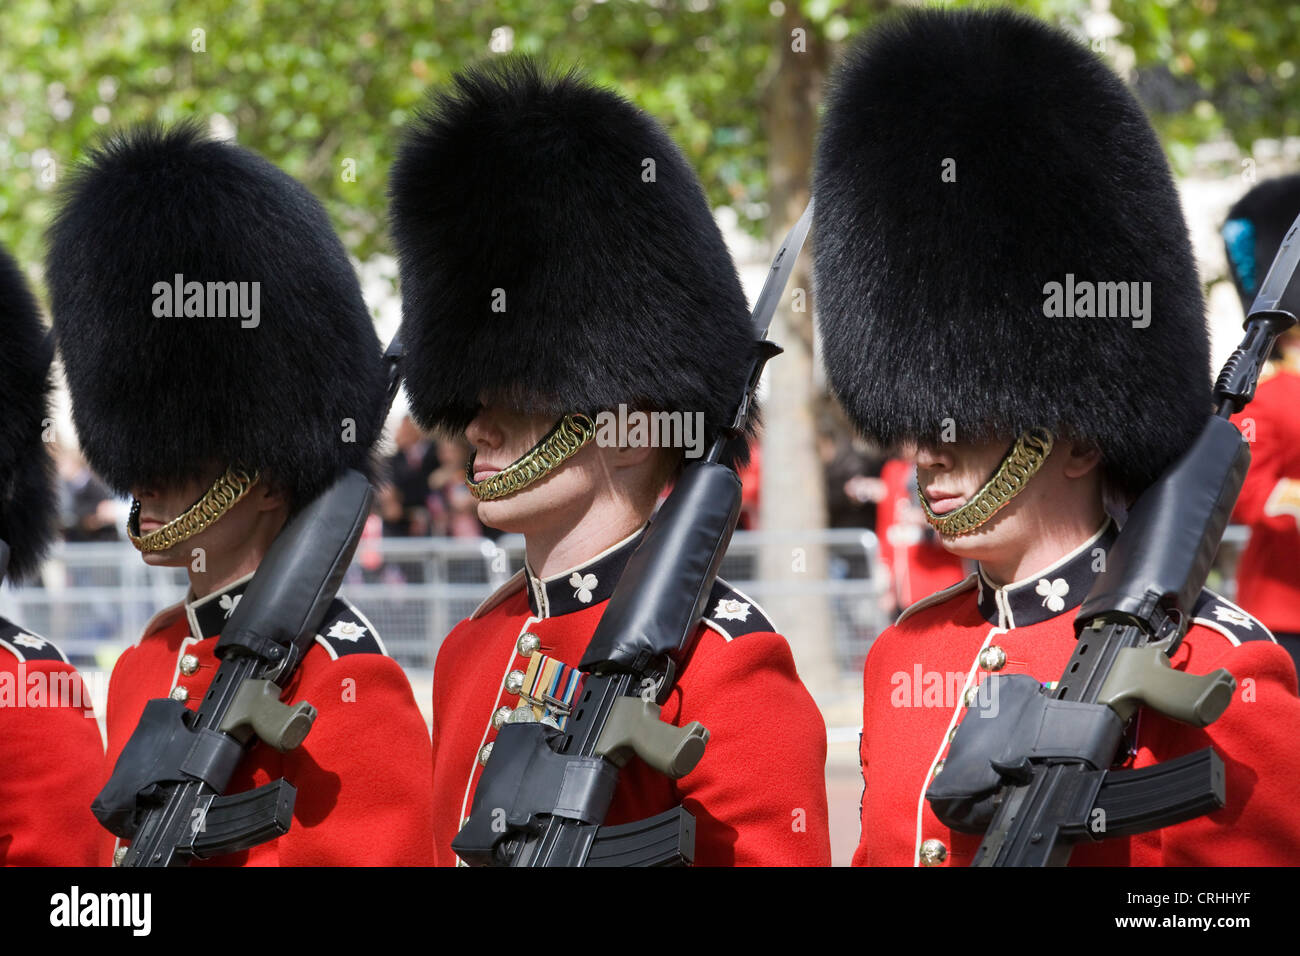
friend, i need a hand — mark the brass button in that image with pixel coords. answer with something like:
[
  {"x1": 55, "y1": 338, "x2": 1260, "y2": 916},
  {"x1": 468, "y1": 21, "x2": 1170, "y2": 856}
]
[
  {"x1": 516, "y1": 632, "x2": 541, "y2": 657},
  {"x1": 963, "y1": 685, "x2": 980, "y2": 708},
  {"x1": 933, "y1": 759, "x2": 945, "y2": 778},
  {"x1": 920, "y1": 838, "x2": 948, "y2": 866},
  {"x1": 169, "y1": 685, "x2": 189, "y2": 702},
  {"x1": 179, "y1": 653, "x2": 200, "y2": 676},
  {"x1": 112, "y1": 846, "x2": 128, "y2": 866},
  {"x1": 979, "y1": 646, "x2": 1007, "y2": 671},
  {"x1": 478, "y1": 742, "x2": 494, "y2": 766},
  {"x1": 493, "y1": 706, "x2": 513, "y2": 730},
  {"x1": 504, "y1": 669, "x2": 526, "y2": 695}
]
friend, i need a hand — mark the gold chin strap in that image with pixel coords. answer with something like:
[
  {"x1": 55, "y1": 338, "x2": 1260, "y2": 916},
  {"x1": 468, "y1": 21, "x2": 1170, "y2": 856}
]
[
  {"x1": 465, "y1": 413, "x2": 596, "y2": 502},
  {"x1": 918, "y1": 427, "x2": 1054, "y2": 537},
  {"x1": 128, "y1": 466, "x2": 261, "y2": 553}
]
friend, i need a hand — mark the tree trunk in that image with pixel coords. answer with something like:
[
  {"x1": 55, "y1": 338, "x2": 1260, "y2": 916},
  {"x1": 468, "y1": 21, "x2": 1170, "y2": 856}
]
[{"x1": 758, "y1": 7, "x2": 840, "y2": 702}]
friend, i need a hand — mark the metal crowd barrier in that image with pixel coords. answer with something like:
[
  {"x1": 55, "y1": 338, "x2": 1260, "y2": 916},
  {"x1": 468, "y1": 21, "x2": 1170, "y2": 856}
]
[
  {"x1": 0, "y1": 529, "x2": 893, "y2": 678},
  {"x1": 0, "y1": 524, "x2": 1254, "y2": 688}
]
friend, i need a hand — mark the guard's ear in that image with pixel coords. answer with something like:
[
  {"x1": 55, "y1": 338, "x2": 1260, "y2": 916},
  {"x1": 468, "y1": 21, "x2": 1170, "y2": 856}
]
[
  {"x1": 252, "y1": 478, "x2": 291, "y2": 513},
  {"x1": 1062, "y1": 441, "x2": 1103, "y2": 479},
  {"x1": 608, "y1": 440, "x2": 657, "y2": 470}
]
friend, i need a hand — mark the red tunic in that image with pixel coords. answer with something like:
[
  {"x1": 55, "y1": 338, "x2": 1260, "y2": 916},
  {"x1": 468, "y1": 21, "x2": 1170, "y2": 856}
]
[
  {"x1": 1, "y1": 621, "x2": 103, "y2": 865},
  {"x1": 854, "y1": 521, "x2": 1300, "y2": 866},
  {"x1": 876, "y1": 458, "x2": 966, "y2": 608},
  {"x1": 431, "y1": 530, "x2": 832, "y2": 866},
  {"x1": 1230, "y1": 362, "x2": 1300, "y2": 634},
  {"x1": 102, "y1": 576, "x2": 434, "y2": 865}
]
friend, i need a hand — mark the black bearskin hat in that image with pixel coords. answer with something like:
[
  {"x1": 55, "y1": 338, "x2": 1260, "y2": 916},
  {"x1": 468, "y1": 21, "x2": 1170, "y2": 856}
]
[
  {"x1": 0, "y1": 246, "x2": 56, "y2": 582},
  {"x1": 46, "y1": 124, "x2": 385, "y2": 506},
  {"x1": 1223, "y1": 173, "x2": 1300, "y2": 315},
  {"x1": 813, "y1": 8, "x2": 1210, "y2": 498},
  {"x1": 389, "y1": 58, "x2": 755, "y2": 459}
]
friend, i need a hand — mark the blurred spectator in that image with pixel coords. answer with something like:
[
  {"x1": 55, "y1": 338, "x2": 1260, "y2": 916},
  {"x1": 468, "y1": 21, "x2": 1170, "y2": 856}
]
[
  {"x1": 52, "y1": 445, "x2": 121, "y2": 643},
  {"x1": 57, "y1": 445, "x2": 119, "y2": 542},
  {"x1": 736, "y1": 441, "x2": 761, "y2": 530},
  {"x1": 821, "y1": 429, "x2": 886, "y2": 530},
  {"x1": 429, "y1": 438, "x2": 485, "y2": 538},
  {"x1": 875, "y1": 458, "x2": 967, "y2": 614},
  {"x1": 381, "y1": 415, "x2": 438, "y2": 537},
  {"x1": 354, "y1": 509, "x2": 402, "y2": 585}
]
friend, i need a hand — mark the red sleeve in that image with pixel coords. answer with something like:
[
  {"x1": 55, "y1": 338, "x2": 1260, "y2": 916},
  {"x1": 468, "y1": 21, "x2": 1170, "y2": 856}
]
[
  {"x1": 1131, "y1": 628, "x2": 1300, "y2": 866},
  {"x1": 875, "y1": 460, "x2": 904, "y2": 574},
  {"x1": 429, "y1": 643, "x2": 450, "y2": 868},
  {"x1": 669, "y1": 629, "x2": 831, "y2": 866},
  {"x1": 98, "y1": 644, "x2": 135, "y2": 866},
  {"x1": 0, "y1": 657, "x2": 104, "y2": 866},
  {"x1": 850, "y1": 642, "x2": 875, "y2": 868},
  {"x1": 1231, "y1": 389, "x2": 1290, "y2": 527},
  {"x1": 278, "y1": 654, "x2": 435, "y2": 866}
]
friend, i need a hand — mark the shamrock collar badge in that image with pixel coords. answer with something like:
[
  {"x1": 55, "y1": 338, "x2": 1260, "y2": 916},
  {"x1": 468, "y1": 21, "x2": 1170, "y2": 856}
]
[
  {"x1": 569, "y1": 572, "x2": 598, "y2": 604},
  {"x1": 1035, "y1": 577, "x2": 1069, "y2": 613}
]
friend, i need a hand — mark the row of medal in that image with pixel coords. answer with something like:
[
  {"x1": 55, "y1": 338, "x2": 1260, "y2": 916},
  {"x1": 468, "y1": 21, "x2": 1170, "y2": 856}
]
[{"x1": 503, "y1": 650, "x2": 584, "y2": 731}]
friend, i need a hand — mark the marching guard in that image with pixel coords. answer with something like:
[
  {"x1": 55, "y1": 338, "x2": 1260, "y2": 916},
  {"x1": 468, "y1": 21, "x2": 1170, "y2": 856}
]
[
  {"x1": 1222, "y1": 174, "x2": 1300, "y2": 673},
  {"x1": 0, "y1": 245, "x2": 103, "y2": 866},
  {"x1": 46, "y1": 125, "x2": 435, "y2": 865},
  {"x1": 812, "y1": 8, "x2": 1300, "y2": 866},
  {"x1": 389, "y1": 59, "x2": 832, "y2": 866}
]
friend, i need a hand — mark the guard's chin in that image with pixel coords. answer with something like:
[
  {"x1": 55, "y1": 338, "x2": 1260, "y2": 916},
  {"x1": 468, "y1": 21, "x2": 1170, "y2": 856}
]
[
  {"x1": 934, "y1": 514, "x2": 1005, "y2": 557},
  {"x1": 139, "y1": 546, "x2": 188, "y2": 568},
  {"x1": 475, "y1": 497, "x2": 526, "y2": 534}
]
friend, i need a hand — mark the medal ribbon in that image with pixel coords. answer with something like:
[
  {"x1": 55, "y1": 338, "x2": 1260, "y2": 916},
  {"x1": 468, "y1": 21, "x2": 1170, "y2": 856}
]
[{"x1": 521, "y1": 652, "x2": 584, "y2": 730}]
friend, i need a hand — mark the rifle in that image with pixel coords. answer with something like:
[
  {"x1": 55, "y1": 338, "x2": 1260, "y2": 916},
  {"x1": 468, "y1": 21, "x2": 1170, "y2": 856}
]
[
  {"x1": 452, "y1": 203, "x2": 813, "y2": 867},
  {"x1": 92, "y1": 339, "x2": 402, "y2": 866},
  {"x1": 926, "y1": 212, "x2": 1300, "y2": 866}
]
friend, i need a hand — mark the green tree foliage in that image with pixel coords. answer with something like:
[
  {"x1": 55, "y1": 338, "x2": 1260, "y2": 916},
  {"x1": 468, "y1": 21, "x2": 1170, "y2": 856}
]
[
  {"x1": 1110, "y1": 0, "x2": 1300, "y2": 165},
  {"x1": 1, "y1": 0, "x2": 1292, "y2": 276},
  {"x1": 1, "y1": 0, "x2": 791, "y2": 271}
]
